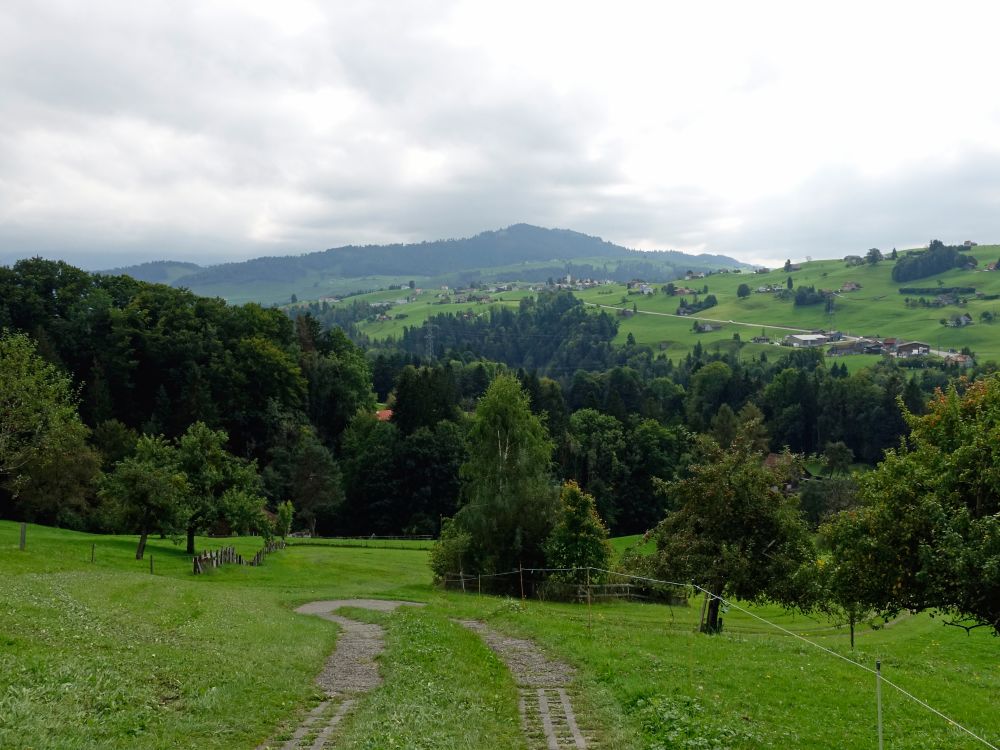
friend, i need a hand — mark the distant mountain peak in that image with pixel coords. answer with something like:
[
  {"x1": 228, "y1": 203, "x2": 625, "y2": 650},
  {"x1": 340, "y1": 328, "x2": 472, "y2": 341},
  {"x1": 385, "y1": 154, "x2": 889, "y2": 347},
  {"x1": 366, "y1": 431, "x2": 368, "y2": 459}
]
[{"x1": 108, "y1": 225, "x2": 747, "y2": 304}]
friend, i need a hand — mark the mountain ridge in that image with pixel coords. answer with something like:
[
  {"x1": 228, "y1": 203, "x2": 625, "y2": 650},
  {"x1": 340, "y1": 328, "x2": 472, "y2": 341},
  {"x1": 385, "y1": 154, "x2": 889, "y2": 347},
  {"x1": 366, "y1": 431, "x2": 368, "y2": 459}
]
[{"x1": 105, "y1": 224, "x2": 747, "y2": 304}]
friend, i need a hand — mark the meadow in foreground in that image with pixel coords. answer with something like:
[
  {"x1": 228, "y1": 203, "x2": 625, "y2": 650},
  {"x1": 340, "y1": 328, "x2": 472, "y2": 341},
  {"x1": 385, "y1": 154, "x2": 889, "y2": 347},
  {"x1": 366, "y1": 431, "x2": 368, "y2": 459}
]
[{"x1": 1, "y1": 521, "x2": 997, "y2": 749}]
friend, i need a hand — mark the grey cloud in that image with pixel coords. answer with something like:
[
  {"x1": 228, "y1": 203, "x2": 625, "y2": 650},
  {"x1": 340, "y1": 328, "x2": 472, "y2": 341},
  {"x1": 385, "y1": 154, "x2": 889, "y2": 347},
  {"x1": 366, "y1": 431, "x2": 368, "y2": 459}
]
[
  {"x1": 2, "y1": 2, "x2": 1000, "y2": 271},
  {"x1": 712, "y1": 153, "x2": 1000, "y2": 261}
]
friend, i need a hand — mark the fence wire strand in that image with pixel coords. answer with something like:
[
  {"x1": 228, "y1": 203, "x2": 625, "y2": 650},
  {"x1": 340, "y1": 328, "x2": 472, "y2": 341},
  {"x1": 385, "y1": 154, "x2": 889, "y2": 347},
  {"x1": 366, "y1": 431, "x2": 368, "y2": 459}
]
[{"x1": 444, "y1": 565, "x2": 997, "y2": 750}]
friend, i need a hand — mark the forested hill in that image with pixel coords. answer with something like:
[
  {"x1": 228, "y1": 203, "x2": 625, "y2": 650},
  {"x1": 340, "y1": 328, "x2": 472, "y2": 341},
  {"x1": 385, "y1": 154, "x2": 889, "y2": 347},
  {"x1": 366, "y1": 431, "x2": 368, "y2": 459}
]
[{"x1": 107, "y1": 224, "x2": 746, "y2": 304}]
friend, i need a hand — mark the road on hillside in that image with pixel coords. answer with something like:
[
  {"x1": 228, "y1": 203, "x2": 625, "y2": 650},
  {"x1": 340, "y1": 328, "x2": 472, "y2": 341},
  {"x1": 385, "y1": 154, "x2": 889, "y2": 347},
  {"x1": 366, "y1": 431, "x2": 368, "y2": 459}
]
[
  {"x1": 584, "y1": 303, "x2": 969, "y2": 360},
  {"x1": 585, "y1": 302, "x2": 835, "y2": 335}
]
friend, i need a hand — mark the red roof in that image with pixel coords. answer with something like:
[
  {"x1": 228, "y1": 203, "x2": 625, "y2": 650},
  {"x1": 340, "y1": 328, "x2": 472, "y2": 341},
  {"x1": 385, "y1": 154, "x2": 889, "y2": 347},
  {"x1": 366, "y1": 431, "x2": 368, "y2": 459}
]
[{"x1": 376, "y1": 409, "x2": 393, "y2": 422}]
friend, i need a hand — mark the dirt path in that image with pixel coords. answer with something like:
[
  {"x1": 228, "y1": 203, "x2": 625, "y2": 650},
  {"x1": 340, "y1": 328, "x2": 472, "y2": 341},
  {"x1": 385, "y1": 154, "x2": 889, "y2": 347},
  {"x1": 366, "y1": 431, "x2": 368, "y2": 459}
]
[
  {"x1": 260, "y1": 599, "x2": 423, "y2": 750},
  {"x1": 459, "y1": 620, "x2": 597, "y2": 750}
]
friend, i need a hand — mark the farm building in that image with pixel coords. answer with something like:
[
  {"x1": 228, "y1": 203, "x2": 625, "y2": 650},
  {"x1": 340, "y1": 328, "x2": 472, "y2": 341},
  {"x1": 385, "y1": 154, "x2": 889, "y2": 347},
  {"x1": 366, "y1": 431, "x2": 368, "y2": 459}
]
[
  {"x1": 896, "y1": 342, "x2": 930, "y2": 358},
  {"x1": 783, "y1": 333, "x2": 829, "y2": 348}
]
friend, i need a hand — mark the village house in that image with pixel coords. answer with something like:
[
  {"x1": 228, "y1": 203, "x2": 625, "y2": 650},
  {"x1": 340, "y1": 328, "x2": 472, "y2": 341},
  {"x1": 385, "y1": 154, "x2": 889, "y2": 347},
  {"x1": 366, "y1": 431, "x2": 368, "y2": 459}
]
[
  {"x1": 827, "y1": 340, "x2": 864, "y2": 356},
  {"x1": 840, "y1": 281, "x2": 862, "y2": 292},
  {"x1": 694, "y1": 322, "x2": 721, "y2": 333},
  {"x1": 946, "y1": 353, "x2": 975, "y2": 367},
  {"x1": 783, "y1": 333, "x2": 829, "y2": 348},
  {"x1": 896, "y1": 341, "x2": 931, "y2": 358},
  {"x1": 950, "y1": 313, "x2": 974, "y2": 327}
]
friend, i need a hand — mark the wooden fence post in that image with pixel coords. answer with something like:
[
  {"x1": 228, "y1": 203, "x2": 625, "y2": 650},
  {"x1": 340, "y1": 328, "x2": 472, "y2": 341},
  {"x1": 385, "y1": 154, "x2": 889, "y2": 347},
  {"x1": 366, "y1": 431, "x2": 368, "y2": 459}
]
[
  {"x1": 91, "y1": 543, "x2": 95, "y2": 563},
  {"x1": 149, "y1": 555, "x2": 154, "y2": 575},
  {"x1": 19, "y1": 523, "x2": 26, "y2": 550}
]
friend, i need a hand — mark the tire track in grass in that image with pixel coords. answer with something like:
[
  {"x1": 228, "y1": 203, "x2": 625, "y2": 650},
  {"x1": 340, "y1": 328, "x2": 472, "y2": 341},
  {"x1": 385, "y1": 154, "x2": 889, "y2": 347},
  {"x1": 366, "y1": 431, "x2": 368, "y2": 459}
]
[
  {"x1": 260, "y1": 599, "x2": 423, "y2": 749},
  {"x1": 459, "y1": 620, "x2": 597, "y2": 749}
]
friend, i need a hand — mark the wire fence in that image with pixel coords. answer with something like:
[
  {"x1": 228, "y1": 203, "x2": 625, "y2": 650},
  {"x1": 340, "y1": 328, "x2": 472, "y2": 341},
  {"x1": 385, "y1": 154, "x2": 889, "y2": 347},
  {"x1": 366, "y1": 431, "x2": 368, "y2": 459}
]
[{"x1": 440, "y1": 565, "x2": 998, "y2": 750}]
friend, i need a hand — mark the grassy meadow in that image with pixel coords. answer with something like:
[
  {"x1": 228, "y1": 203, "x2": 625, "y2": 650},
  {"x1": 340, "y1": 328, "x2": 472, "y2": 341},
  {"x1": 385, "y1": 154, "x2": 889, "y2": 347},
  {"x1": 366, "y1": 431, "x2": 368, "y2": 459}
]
[
  {"x1": 331, "y1": 244, "x2": 1000, "y2": 365},
  {"x1": 2, "y1": 520, "x2": 997, "y2": 749},
  {"x1": 574, "y1": 244, "x2": 1000, "y2": 362}
]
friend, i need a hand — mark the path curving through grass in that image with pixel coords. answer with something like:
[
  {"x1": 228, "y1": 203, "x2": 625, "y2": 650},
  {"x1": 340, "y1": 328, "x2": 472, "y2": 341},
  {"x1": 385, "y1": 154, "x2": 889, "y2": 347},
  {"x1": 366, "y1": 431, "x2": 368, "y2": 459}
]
[{"x1": 261, "y1": 599, "x2": 424, "y2": 750}]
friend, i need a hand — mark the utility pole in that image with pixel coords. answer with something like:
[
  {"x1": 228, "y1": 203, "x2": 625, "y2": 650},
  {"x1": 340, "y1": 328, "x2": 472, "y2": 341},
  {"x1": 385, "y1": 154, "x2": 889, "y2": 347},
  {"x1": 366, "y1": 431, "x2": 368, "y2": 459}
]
[{"x1": 425, "y1": 324, "x2": 435, "y2": 361}]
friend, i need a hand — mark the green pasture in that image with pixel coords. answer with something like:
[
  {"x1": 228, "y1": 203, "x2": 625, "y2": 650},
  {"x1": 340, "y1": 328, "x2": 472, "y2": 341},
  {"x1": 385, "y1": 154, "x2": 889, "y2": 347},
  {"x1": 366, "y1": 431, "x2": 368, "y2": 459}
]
[
  {"x1": 3, "y1": 521, "x2": 996, "y2": 749},
  {"x1": 572, "y1": 245, "x2": 1000, "y2": 363},
  {"x1": 316, "y1": 244, "x2": 1000, "y2": 365},
  {"x1": 199, "y1": 275, "x2": 438, "y2": 307},
  {"x1": 289, "y1": 536, "x2": 436, "y2": 551}
]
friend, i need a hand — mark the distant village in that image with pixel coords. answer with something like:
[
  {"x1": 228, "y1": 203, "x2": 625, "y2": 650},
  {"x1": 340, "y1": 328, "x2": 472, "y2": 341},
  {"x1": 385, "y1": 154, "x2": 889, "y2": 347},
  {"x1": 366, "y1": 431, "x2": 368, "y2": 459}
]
[{"x1": 308, "y1": 265, "x2": 984, "y2": 367}]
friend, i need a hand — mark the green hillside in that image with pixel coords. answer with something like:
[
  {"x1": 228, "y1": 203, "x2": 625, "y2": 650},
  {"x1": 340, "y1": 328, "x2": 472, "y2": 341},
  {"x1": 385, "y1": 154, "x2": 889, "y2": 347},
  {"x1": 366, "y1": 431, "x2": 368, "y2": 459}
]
[
  {"x1": 107, "y1": 225, "x2": 745, "y2": 305},
  {"x1": 341, "y1": 244, "x2": 1000, "y2": 364},
  {"x1": 586, "y1": 244, "x2": 1000, "y2": 362}
]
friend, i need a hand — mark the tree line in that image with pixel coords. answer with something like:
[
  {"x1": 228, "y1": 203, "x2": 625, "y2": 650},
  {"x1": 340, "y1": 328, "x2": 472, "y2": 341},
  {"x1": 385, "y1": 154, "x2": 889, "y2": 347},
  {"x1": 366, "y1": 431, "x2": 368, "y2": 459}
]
[
  {"x1": 2, "y1": 257, "x2": 996, "y2": 633},
  {"x1": 0, "y1": 259, "x2": 374, "y2": 540},
  {"x1": 891, "y1": 239, "x2": 977, "y2": 282}
]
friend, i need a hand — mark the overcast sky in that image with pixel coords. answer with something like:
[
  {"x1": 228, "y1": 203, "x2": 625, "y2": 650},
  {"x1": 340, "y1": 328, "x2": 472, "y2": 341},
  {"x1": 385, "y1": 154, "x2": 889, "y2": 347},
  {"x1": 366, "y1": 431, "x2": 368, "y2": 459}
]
[{"x1": 2, "y1": 0, "x2": 999, "y2": 269}]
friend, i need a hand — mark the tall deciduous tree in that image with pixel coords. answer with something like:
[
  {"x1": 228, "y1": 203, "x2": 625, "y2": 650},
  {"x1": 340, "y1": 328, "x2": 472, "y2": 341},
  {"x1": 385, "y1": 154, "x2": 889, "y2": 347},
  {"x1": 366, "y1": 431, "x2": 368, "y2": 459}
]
[
  {"x1": 451, "y1": 373, "x2": 556, "y2": 573},
  {"x1": 827, "y1": 377, "x2": 1000, "y2": 633},
  {"x1": 647, "y1": 424, "x2": 814, "y2": 632},
  {"x1": 99, "y1": 436, "x2": 189, "y2": 559},
  {"x1": 823, "y1": 440, "x2": 853, "y2": 477},
  {"x1": 11, "y1": 420, "x2": 102, "y2": 529},
  {"x1": 544, "y1": 481, "x2": 612, "y2": 583},
  {"x1": 0, "y1": 331, "x2": 83, "y2": 496},
  {"x1": 177, "y1": 421, "x2": 263, "y2": 553},
  {"x1": 818, "y1": 510, "x2": 878, "y2": 648}
]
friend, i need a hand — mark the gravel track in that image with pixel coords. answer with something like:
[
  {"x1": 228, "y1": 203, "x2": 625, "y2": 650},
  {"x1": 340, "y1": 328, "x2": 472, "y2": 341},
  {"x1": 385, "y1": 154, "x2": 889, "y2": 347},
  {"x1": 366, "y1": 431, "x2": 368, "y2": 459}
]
[
  {"x1": 459, "y1": 620, "x2": 597, "y2": 749},
  {"x1": 259, "y1": 599, "x2": 423, "y2": 750}
]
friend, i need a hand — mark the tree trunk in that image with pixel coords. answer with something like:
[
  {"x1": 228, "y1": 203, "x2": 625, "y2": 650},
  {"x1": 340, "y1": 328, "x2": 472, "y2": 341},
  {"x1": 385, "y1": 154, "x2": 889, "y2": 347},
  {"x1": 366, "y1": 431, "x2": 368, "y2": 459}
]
[
  {"x1": 136, "y1": 531, "x2": 148, "y2": 560},
  {"x1": 186, "y1": 526, "x2": 196, "y2": 555},
  {"x1": 702, "y1": 586, "x2": 724, "y2": 633}
]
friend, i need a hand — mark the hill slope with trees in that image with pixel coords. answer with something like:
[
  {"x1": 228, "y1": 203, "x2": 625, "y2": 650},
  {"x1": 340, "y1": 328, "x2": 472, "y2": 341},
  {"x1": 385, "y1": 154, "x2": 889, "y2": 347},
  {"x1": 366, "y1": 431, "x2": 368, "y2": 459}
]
[{"x1": 107, "y1": 224, "x2": 746, "y2": 303}]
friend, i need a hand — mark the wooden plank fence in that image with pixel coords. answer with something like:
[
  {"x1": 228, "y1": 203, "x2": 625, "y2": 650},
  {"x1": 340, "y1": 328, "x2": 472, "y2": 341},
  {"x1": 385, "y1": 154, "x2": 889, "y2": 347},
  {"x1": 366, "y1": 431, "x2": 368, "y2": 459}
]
[{"x1": 192, "y1": 539, "x2": 286, "y2": 575}]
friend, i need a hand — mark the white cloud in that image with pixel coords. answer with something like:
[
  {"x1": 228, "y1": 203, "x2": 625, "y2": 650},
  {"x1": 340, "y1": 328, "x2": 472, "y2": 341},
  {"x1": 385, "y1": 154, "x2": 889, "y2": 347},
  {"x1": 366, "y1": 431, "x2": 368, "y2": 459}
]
[{"x1": 1, "y1": 0, "x2": 999, "y2": 268}]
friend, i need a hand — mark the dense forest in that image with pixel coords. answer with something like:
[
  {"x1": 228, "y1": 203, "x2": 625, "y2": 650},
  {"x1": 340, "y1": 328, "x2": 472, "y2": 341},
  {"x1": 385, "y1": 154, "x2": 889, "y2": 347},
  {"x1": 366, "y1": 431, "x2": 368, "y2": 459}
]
[
  {"x1": 3, "y1": 257, "x2": 997, "y2": 632},
  {"x1": 0, "y1": 256, "x2": 983, "y2": 536}
]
